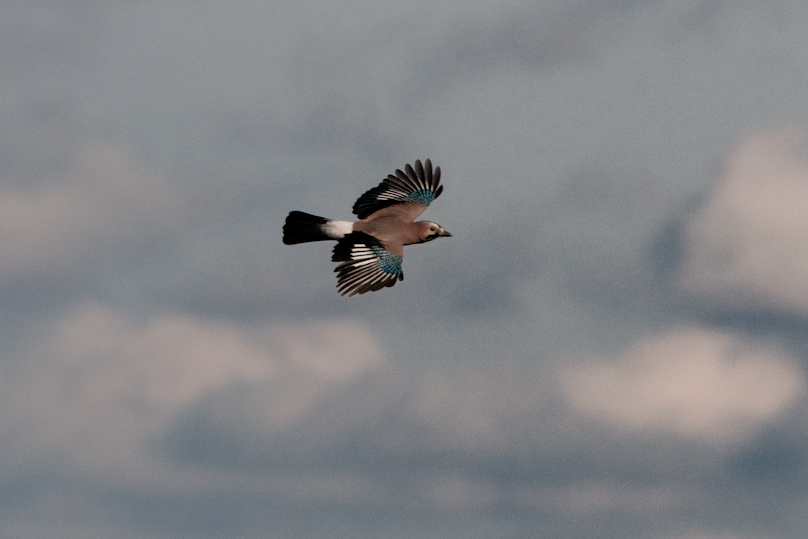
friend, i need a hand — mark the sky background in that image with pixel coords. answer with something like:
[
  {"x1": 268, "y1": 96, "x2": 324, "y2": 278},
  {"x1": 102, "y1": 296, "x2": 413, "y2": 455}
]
[{"x1": 2, "y1": 1, "x2": 808, "y2": 538}]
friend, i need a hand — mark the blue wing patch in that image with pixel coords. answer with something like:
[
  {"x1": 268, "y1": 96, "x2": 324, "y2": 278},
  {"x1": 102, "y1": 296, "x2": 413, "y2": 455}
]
[
  {"x1": 332, "y1": 232, "x2": 403, "y2": 296},
  {"x1": 404, "y1": 189, "x2": 437, "y2": 206},
  {"x1": 352, "y1": 159, "x2": 443, "y2": 219}
]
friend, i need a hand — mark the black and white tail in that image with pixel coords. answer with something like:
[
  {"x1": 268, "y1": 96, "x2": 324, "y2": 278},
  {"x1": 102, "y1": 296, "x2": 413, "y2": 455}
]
[{"x1": 282, "y1": 211, "x2": 351, "y2": 245}]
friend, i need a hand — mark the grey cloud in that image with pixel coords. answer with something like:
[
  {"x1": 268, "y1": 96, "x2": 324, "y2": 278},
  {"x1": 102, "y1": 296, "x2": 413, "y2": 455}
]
[
  {"x1": 157, "y1": 359, "x2": 728, "y2": 482},
  {"x1": 0, "y1": 136, "x2": 189, "y2": 310},
  {"x1": 394, "y1": 0, "x2": 743, "y2": 106},
  {"x1": 220, "y1": 97, "x2": 402, "y2": 168},
  {"x1": 398, "y1": 0, "x2": 633, "y2": 103},
  {"x1": 728, "y1": 424, "x2": 808, "y2": 489},
  {"x1": 5, "y1": 1, "x2": 808, "y2": 538},
  {"x1": 146, "y1": 357, "x2": 806, "y2": 538},
  {"x1": 0, "y1": 113, "x2": 76, "y2": 190}
]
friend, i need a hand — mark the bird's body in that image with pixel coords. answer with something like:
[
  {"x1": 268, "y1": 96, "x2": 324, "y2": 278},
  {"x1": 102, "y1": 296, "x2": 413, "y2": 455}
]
[{"x1": 283, "y1": 159, "x2": 450, "y2": 296}]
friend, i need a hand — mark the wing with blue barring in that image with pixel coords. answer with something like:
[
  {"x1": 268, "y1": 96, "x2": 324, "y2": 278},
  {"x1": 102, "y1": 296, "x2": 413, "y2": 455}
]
[
  {"x1": 352, "y1": 159, "x2": 443, "y2": 220},
  {"x1": 332, "y1": 232, "x2": 403, "y2": 296}
]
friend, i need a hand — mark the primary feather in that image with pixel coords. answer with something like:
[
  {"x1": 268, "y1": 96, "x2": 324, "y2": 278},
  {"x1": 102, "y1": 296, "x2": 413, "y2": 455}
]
[
  {"x1": 352, "y1": 159, "x2": 443, "y2": 220},
  {"x1": 332, "y1": 232, "x2": 403, "y2": 296}
]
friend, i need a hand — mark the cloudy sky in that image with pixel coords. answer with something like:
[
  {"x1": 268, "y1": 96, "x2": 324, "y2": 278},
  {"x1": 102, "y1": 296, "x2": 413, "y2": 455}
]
[{"x1": 2, "y1": 1, "x2": 808, "y2": 538}]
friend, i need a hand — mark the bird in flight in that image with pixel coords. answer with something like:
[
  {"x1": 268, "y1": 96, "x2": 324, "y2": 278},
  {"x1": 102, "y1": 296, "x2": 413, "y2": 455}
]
[{"x1": 283, "y1": 159, "x2": 451, "y2": 296}]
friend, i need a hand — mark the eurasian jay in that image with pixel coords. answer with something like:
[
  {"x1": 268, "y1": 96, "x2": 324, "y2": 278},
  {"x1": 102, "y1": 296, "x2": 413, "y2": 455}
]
[{"x1": 283, "y1": 159, "x2": 451, "y2": 296}]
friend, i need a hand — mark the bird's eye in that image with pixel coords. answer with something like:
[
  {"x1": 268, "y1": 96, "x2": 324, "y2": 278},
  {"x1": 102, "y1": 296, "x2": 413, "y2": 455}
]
[{"x1": 429, "y1": 226, "x2": 436, "y2": 232}]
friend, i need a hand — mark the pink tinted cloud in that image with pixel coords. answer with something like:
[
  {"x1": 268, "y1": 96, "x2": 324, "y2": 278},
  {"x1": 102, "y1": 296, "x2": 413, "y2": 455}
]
[
  {"x1": 0, "y1": 141, "x2": 187, "y2": 280},
  {"x1": 677, "y1": 127, "x2": 808, "y2": 316},
  {"x1": 561, "y1": 328, "x2": 805, "y2": 445},
  {"x1": 2, "y1": 304, "x2": 383, "y2": 487}
]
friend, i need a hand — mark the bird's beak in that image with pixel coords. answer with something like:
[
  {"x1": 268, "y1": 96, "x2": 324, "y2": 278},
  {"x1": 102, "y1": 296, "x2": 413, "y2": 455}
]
[{"x1": 440, "y1": 229, "x2": 452, "y2": 237}]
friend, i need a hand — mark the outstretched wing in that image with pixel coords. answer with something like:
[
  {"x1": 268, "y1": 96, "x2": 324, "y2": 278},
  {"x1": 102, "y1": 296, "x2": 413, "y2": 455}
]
[
  {"x1": 332, "y1": 232, "x2": 403, "y2": 296},
  {"x1": 352, "y1": 159, "x2": 443, "y2": 220}
]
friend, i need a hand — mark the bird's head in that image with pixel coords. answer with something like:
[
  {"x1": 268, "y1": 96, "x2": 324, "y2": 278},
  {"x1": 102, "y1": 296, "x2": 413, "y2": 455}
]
[{"x1": 416, "y1": 221, "x2": 452, "y2": 243}]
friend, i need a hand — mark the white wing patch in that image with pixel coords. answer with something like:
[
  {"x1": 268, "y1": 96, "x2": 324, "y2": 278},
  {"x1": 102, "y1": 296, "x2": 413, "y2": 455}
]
[{"x1": 332, "y1": 232, "x2": 404, "y2": 296}]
